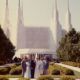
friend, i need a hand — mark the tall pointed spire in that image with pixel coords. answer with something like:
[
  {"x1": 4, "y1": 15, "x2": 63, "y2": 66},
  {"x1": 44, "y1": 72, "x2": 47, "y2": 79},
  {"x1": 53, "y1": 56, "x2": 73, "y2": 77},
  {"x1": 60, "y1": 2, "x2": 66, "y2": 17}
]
[
  {"x1": 54, "y1": 0, "x2": 57, "y2": 10},
  {"x1": 17, "y1": 0, "x2": 24, "y2": 49},
  {"x1": 21, "y1": 0, "x2": 24, "y2": 24},
  {"x1": 3, "y1": 0, "x2": 10, "y2": 38},
  {"x1": 50, "y1": 0, "x2": 62, "y2": 50},
  {"x1": 65, "y1": 0, "x2": 72, "y2": 32},
  {"x1": 68, "y1": 0, "x2": 69, "y2": 10},
  {"x1": 18, "y1": 0, "x2": 23, "y2": 25}
]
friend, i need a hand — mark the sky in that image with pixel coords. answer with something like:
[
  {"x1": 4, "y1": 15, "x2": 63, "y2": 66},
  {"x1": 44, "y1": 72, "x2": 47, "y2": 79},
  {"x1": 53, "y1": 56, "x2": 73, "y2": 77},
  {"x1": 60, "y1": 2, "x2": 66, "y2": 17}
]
[{"x1": 0, "y1": 0, "x2": 80, "y2": 32}]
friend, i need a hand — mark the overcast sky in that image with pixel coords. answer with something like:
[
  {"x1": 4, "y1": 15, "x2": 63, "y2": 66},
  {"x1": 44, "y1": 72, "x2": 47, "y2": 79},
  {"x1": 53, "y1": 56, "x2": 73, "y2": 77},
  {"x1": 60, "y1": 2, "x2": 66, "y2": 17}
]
[{"x1": 0, "y1": 0, "x2": 80, "y2": 31}]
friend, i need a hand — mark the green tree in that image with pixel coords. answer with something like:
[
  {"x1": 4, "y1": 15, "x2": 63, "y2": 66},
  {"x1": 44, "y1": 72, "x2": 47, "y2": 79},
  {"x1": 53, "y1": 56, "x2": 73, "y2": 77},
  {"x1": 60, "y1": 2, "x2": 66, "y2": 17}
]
[
  {"x1": 57, "y1": 28, "x2": 80, "y2": 62},
  {"x1": 0, "y1": 25, "x2": 15, "y2": 64}
]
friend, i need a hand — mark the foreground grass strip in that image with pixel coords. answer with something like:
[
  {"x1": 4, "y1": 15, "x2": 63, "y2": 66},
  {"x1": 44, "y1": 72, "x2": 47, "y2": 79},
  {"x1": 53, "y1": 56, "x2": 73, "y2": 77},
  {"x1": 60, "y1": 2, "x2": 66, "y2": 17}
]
[
  {"x1": 0, "y1": 75, "x2": 21, "y2": 78},
  {"x1": 0, "y1": 75, "x2": 9, "y2": 80}
]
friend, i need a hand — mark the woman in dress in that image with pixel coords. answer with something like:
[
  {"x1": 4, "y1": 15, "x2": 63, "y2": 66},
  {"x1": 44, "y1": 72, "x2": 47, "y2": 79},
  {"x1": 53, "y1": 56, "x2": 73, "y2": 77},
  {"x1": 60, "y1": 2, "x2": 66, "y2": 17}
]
[
  {"x1": 39, "y1": 58, "x2": 44, "y2": 75},
  {"x1": 24, "y1": 56, "x2": 31, "y2": 79},
  {"x1": 34, "y1": 57, "x2": 40, "y2": 78}
]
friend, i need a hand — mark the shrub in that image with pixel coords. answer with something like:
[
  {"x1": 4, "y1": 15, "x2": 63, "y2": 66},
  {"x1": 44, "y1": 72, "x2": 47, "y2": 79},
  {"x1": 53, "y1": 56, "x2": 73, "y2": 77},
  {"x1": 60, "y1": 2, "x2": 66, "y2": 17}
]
[
  {"x1": 64, "y1": 69, "x2": 74, "y2": 75},
  {"x1": 59, "y1": 76, "x2": 75, "y2": 80},
  {"x1": 9, "y1": 65, "x2": 22, "y2": 75},
  {"x1": 0, "y1": 75, "x2": 9, "y2": 80},
  {"x1": 37, "y1": 75, "x2": 54, "y2": 80},
  {"x1": 15, "y1": 63, "x2": 21, "y2": 66},
  {"x1": 8, "y1": 64, "x2": 17, "y2": 69},
  {"x1": 0, "y1": 67, "x2": 9, "y2": 75},
  {"x1": 51, "y1": 68, "x2": 60, "y2": 75},
  {"x1": 18, "y1": 77, "x2": 30, "y2": 80}
]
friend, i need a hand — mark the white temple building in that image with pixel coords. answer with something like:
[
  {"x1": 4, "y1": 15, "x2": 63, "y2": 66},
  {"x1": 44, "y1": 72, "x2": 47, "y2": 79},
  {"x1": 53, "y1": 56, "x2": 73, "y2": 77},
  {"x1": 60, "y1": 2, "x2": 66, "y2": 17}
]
[{"x1": 3, "y1": 0, "x2": 72, "y2": 58}]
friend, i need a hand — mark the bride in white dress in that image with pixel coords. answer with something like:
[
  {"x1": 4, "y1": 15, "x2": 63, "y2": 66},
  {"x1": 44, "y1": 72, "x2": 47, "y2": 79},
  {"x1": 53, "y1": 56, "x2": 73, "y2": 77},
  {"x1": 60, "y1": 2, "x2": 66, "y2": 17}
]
[
  {"x1": 24, "y1": 56, "x2": 31, "y2": 79},
  {"x1": 34, "y1": 57, "x2": 40, "y2": 78}
]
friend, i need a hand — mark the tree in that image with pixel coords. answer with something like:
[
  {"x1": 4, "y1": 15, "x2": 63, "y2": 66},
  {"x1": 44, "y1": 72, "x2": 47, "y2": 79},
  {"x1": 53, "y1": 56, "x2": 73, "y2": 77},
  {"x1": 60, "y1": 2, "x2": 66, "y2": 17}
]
[
  {"x1": 57, "y1": 28, "x2": 80, "y2": 62},
  {"x1": 0, "y1": 25, "x2": 15, "y2": 64}
]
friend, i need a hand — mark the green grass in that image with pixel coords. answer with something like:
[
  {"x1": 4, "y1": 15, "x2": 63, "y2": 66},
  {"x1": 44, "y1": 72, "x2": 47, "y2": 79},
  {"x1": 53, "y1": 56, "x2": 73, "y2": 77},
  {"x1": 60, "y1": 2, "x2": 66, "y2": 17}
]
[
  {"x1": 0, "y1": 75, "x2": 21, "y2": 78},
  {"x1": 0, "y1": 75, "x2": 75, "y2": 79},
  {"x1": 73, "y1": 70, "x2": 80, "y2": 79}
]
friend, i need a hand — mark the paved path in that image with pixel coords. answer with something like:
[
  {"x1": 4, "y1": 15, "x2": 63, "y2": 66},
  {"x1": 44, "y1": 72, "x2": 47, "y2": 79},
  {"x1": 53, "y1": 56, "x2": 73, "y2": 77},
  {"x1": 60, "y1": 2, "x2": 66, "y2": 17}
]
[
  {"x1": 9, "y1": 78, "x2": 79, "y2": 80},
  {"x1": 10, "y1": 78, "x2": 18, "y2": 80},
  {"x1": 0, "y1": 63, "x2": 15, "y2": 67},
  {"x1": 9, "y1": 78, "x2": 59, "y2": 80},
  {"x1": 56, "y1": 63, "x2": 80, "y2": 72}
]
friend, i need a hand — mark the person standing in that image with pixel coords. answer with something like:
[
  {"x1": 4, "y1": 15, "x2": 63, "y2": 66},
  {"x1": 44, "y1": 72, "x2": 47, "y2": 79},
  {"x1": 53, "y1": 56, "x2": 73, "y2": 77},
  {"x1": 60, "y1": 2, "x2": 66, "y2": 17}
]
[
  {"x1": 34, "y1": 57, "x2": 40, "y2": 78},
  {"x1": 39, "y1": 58, "x2": 44, "y2": 75},
  {"x1": 43, "y1": 57, "x2": 49, "y2": 75},
  {"x1": 30, "y1": 56, "x2": 36, "y2": 78},
  {"x1": 24, "y1": 56, "x2": 31, "y2": 79},
  {"x1": 21, "y1": 56, "x2": 26, "y2": 77}
]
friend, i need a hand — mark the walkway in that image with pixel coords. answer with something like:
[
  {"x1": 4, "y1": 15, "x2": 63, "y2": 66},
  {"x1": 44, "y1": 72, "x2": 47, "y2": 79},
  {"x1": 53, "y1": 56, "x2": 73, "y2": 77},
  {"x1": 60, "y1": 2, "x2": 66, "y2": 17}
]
[
  {"x1": 9, "y1": 78, "x2": 59, "y2": 80},
  {"x1": 9, "y1": 78, "x2": 79, "y2": 80},
  {"x1": 0, "y1": 63, "x2": 15, "y2": 67},
  {"x1": 56, "y1": 63, "x2": 80, "y2": 72}
]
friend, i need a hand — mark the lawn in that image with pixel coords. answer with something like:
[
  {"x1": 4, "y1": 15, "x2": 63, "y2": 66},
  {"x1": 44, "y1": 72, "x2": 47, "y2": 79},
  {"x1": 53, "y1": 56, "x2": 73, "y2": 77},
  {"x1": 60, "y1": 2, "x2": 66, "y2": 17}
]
[{"x1": 0, "y1": 75, "x2": 21, "y2": 78}]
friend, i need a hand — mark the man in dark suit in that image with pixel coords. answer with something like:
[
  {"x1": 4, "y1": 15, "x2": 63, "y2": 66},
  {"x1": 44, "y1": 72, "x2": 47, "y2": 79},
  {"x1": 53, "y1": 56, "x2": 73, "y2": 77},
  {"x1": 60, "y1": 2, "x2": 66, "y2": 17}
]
[
  {"x1": 30, "y1": 56, "x2": 36, "y2": 78},
  {"x1": 21, "y1": 56, "x2": 27, "y2": 77}
]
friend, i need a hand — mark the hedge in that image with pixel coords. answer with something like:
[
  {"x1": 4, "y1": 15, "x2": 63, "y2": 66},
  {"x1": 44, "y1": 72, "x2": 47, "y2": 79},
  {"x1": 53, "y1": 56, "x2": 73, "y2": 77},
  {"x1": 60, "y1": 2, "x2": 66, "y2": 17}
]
[
  {"x1": 49, "y1": 63, "x2": 74, "y2": 75},
  {"x1": 0, "y1": 67, "x2": 10, "y2": 75},
  {"x1": 59, "y1": 75, "x2": 75, "y2": 80},
  {"x1": 0, "y1": 75, "x2": 9, "y2": 80},
  {"x1": 9, "y1": 65, "x2": 22, "y2": 75},
  {"x1": 18, "y1": 77, "x2": 30, "y2": 80},
  {"x1": 64, "y1": 68, "x2": 74, "y2": 75},
  {"x1": 51, "y1": 68, "x2": 60, "y2": 75},
  {"x1": 37, "y1": 75, "x2": 54, "y2": 80}
]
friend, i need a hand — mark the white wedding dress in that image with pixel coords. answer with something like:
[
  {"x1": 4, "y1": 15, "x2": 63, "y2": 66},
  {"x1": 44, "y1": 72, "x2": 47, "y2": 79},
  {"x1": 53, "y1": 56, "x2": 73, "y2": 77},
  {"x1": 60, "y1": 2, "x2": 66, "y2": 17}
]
[
  {"x1": 34, "y1": 60, "x2": 40, "y2": 78},
  {"x1": 24, "y1": 62, "x2": 31, "y2": 79}
]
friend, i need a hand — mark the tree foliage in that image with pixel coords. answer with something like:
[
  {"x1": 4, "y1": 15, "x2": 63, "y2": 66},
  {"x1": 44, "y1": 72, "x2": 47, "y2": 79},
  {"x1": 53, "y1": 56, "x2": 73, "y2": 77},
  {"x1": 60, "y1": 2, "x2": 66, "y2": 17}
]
[
  {"x1": 57, "y1": 28, "x2": 80, "y2": 62},
  {"x1": 0, "y1": 25, "x2": 15, "y2": 64}
]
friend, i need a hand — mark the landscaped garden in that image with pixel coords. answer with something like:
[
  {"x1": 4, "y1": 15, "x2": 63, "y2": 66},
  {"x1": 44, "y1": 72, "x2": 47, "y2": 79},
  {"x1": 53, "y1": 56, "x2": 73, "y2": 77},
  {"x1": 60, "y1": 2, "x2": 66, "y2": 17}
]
[
  {"x1": 49, "y1": 62, "x2": 80, "y2": 79},
  {"x1": 0, "y1": 26, "x2": 80, "y2": 80},
  {"x1": 0, "y1": 62, "x2": 80, "y2": 80}
]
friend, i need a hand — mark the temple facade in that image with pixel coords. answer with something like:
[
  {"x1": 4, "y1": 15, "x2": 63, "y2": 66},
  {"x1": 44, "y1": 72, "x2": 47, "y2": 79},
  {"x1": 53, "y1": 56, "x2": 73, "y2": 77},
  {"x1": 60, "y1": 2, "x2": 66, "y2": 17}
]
[{"x1": 3, "y1": 0, "x2": 72, "y2": 58}]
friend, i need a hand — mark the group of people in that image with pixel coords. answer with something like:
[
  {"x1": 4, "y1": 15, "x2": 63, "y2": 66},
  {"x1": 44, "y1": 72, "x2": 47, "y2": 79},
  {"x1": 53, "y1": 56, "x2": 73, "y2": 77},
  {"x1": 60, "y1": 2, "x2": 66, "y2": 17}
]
[{"x1": 21, "y1": 55, "x2": 49, "y2": 79}]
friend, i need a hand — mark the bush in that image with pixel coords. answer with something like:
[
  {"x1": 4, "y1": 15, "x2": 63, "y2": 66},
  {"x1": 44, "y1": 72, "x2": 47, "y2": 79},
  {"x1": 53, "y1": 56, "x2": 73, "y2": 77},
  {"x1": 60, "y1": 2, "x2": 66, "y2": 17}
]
[
  {"x1": 0, "y1": 67, "x2": 9, "y2": 75},
  {"x1": 64, "y1": 69, "x2": 74, "y2": 75},
  {"x1": 15, "y1": 63, "x2": 21, "y2": 66},
  {"x1": 18, "y1": 77, "x2": 30, "y2": 80},
  {"x1": 49, "y1": 63, "x2": 75, "y2": 76},
  {"x1": 8, "y1": 64, "x2": 17, "y2": 69},
  {"x1": 59, "y1": 76, "x2": 75, "y2": 80},
  {"x1": 37, "y1": 75, "x2": 54, "y2": 80},
  {"x1": 9, "y1": 65, "x2": 22, "y2": 75},
  {"x1": 51, "y1": 68, "x2": 60, "y2": 75},
  {"x1": 0, "y1": 75, "x2": 9, "y2": 80}
]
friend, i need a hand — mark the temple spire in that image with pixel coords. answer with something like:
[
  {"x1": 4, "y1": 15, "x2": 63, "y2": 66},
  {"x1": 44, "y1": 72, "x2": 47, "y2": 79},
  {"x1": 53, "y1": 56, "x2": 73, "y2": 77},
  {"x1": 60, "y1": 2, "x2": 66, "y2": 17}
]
[
  {"x1": 50, "y1": 0, "x2": 62, "y2": 50},
  {"x1": 18, "y1": 0, "x2": 23, "y2": 25},
  {"x1": 65, "y1": 0, "x2": 72, "y2": 32},
  {"x1": 68, "y1": 0, "x2": 69, "y2": 10},
  {"x1": 21, "y1": 0, "x2": 24, "y2": 24},
  {"x1": 3, "y1": 0, "x2": 10, "y2": 38},
  {"x1": 17, "y1": 0, "x2": 24, "y2": 49}
]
